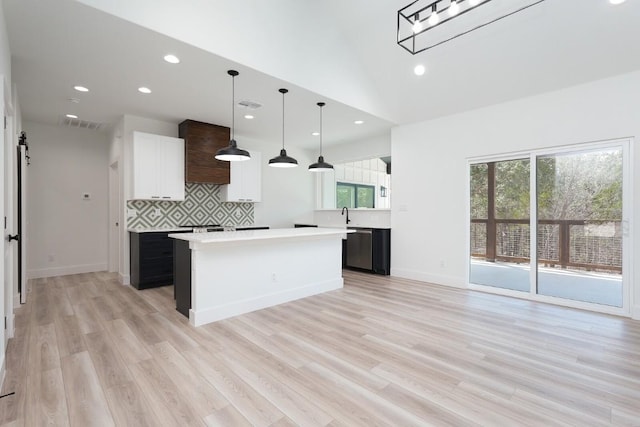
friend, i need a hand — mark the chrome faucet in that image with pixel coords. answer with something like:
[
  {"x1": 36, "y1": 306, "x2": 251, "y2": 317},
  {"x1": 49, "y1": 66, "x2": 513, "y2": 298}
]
[{"x1": 341, "y1": 206, "x2": 351, "y2": 224}]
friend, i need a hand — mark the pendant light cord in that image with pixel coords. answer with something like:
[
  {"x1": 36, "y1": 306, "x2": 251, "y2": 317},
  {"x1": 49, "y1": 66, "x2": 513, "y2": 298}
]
[
  {"x1": 282, "y1": 91, "x2": 285, "y2": 150},
  {"x1": 231, "y1": 74, "x2": 235, "y2": 141},
  {"x1": 319, "y1": 104, "x2": 323, "y2": 156}
]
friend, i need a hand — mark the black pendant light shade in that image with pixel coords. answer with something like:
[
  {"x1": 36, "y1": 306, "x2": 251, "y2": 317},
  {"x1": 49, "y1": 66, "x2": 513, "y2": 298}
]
[
  {"x1": 269, "y1": 88, "x2": 298, "y2": 168},
  {"x1": 215, "y1": 70, "x2": 251, "y2": 162},
  {"x1": 309, "y1": 102, "x2": 333, "y2": 172}
]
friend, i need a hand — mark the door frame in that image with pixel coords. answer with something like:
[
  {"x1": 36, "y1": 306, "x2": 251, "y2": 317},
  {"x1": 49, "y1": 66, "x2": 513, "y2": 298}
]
[
  {"x1": 108, "y1": 160, "x2": 121, "y2": 273},
  {"x1": 466, "y1": 138, "x2": 633, "y2": 317}
]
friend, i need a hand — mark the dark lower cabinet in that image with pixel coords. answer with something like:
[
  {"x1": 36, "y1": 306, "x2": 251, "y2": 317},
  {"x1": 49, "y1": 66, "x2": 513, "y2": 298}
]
[
  {"x1": 130, "y1": 231, "x2": 181, "y2": 289},
  {"x1": 174, "y1": 240, "x2": 191, "y2": 317},
  {"x1": 372, "y1": 229, "x2": 391, "y2": 275}
]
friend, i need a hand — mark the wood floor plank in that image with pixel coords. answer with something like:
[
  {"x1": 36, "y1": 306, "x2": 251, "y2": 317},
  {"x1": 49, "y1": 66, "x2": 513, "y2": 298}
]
[
  {"x1": 73, "y1": 300, "x2": 105, "y2": 334},
  {"x1": 182, "y1": 346, "x2": 285, "y2": 427},
  {"x1": 104, "y1": 380, "x2": 164, "y2": 427},
  {"x1": 103, "y1": 318, "x2": 153, "y2": 364},
  {"x1": 24, "y1": 368, "x2": 70, "y2": 426},
  {"x1": 151, "y1": 341, "x2": 229, "y2": 416},
  {"x1": 54, "y1": 315, "x2": 87, "y2": 357},
  {"x1": 127, "y1": 358, "x2": 205, "y2": 427},
  {"x1": 61, "y1": 351, "x2": 115, "y2": 427},
  {"x1": 203, "y1": 405, "x2": 253, "y2": 427},
  {"x1": 84, "y1": 330, "x2": 133, "y2": 388}
]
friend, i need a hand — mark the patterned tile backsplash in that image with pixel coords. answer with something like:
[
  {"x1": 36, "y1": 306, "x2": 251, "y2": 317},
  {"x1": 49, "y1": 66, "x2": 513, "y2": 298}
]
[{"x1": 127, "y1": 182, "x2": 254, "y2": 228}]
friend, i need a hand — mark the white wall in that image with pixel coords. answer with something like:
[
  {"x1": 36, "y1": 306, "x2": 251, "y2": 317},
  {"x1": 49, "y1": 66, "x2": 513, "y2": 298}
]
[
  {"x1": 391, "y1": 70, "x2": 640, "y2": 319},
  {"x1": 322, "y1": 132, "x2": 391, "y2": 164},
  {"x1": 25, "y1": 121, "x2": 109, "y2": 278}
]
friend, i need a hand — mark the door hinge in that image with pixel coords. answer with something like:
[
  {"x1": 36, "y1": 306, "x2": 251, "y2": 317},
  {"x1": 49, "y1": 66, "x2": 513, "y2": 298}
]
[{"x1": 3, "y1": 116, "x2": 6, "y2": 130}]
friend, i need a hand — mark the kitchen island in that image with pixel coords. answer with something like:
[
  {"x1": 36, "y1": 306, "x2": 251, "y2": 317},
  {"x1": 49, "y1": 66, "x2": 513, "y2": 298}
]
[{"x1": 169, "y1": 227, "x2": 352, "y2": 326}]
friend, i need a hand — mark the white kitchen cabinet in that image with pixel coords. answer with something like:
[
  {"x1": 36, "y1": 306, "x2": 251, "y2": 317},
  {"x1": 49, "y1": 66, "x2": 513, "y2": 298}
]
[
  {"x1": 132, "y1": 131, "x2": 185, "y2": 201},
  {"x1": 221, "y1": 150, "x2": 261, "y2": 202}
]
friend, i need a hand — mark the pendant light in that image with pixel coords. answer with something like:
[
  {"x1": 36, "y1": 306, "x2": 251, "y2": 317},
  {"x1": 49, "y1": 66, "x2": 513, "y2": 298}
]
[
  {"x1": 268, "y1": 88, "x2": 298, "y2": 168},
  {"x1": 308, "y1": 102, "x2": 333, "y2": 172},
  {"x1": 215, "y1": 70, "x2": 251, "y2": 162}
]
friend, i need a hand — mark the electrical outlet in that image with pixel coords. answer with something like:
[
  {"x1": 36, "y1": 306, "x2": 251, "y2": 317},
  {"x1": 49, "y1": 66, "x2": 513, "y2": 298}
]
[
  {"x1": 271, "y1": 273, "x2": 277, "y2": 282},
  {"x1": 234, "y1": 210, "x2": 242, "y2": 218},
  {"x1": 127, "y1": 208, "x2": 137, "y2": 218}
]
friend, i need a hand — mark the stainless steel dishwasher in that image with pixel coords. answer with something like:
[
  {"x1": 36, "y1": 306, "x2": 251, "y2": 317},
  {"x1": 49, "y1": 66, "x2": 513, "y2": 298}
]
[{"x1": 346, "y1": 228, "x2": 373, "y2": 270}]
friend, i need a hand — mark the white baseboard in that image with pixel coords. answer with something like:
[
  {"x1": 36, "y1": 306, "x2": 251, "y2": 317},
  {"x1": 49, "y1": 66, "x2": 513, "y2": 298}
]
[
  {"x1": 390, "y1": 268, "x2": 467, "y2": 289},
  {"x1": 120, "y1": 273, "x2": 130, "y2": 286},
  {"x1": 190, "y1": 278, "x2": 343, "y2": 327},
  {"x1": 5, "y1": 312, "x2": 15, "y2": 339},
  {"x1": 632, "y1": 305, "x2": 640, "y2": 321},
  {"x1": 0, "y1": 354, "x2": 5, "y2": 392},
  {"x1": 27, "y1": 263, "x2": 108, "y2": 279}
]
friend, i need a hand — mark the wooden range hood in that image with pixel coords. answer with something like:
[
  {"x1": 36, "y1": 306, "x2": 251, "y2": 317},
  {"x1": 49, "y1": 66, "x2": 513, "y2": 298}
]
[{"x1": 179, "y1": 119, "x2": 231, "y2": 184}]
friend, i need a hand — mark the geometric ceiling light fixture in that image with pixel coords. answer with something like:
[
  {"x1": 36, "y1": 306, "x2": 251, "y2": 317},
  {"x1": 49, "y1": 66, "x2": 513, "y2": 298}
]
[
  {"x1": 269, "y1": 88, "x2": 298, "y2": 168},
  {"x1": 398, "y1": 0, "x2": 547, "y2": 55},
  {"x1": 308, "y1": 102, "x2": 333, "y2": 173},
  {"x1": 215, "y1": 70, "x2": 251, "y2": 162}
]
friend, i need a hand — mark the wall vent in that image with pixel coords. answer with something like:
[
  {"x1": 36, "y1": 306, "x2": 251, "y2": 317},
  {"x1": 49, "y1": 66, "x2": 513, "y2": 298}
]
[
  {"x1": 59, "y1": 116, "x2": 104, "y2": 131},
  {"x1": 237, "y1": 100, "x2": 262, "y2": 110}
]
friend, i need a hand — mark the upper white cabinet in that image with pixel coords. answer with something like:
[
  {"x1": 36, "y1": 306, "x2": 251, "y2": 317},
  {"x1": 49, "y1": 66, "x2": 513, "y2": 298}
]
[
  {"x1": 132, "y1": 131, "x2": 185, "y2": 201},
  {"x1": 221, "y1": 150, "x2": 261, "y2": 202}
]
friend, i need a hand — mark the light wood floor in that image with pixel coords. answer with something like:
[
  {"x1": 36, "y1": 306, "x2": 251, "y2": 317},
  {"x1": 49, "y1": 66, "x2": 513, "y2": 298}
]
[{"x1": 1, "y1": 271, "x2": 640, "y2": 426}]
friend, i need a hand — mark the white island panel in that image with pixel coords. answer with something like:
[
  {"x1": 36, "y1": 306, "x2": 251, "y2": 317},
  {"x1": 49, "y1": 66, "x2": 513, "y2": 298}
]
[{"x1": 170, "y1": 228, "x2": 350, "y2": 326}]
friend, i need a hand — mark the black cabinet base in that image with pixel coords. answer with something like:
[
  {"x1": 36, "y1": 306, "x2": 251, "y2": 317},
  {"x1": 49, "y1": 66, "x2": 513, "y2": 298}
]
[
  {"x1": 174, "y1": 240, "x2": 191, "y2": 318},
  {"x1": 130, "y1": 232, "x2": 175, "y2": 290}
]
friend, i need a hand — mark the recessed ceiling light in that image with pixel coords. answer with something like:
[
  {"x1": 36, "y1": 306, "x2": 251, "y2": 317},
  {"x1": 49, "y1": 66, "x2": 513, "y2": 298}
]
[
  {"x1": 66, "y1": 114, "x2": 78, "y2": 119},
  {"x1": 138, "y1": 87, "x2": 152, "y2": 94},
  {"x1": 414, "y1": 64, "x2": 426, "y2": 76},
  {"x1": 354, "y1": 120, "x2": 364, "y2": 125},
  {"x1": 163, "y1": 54, "x2": 180, "y2": 64},
  {"x1": 244, "y1": 114, "x2": 254, "y2": 119},
  {"x1": 609, "y1": 0, "x2": 626, "y2": 4},
  {"x1": 311, "y1": 132, "x2": 320, "y2": 136},
  {"x1": 74, "y1": 85, "x2": 89, "y2": 92}
]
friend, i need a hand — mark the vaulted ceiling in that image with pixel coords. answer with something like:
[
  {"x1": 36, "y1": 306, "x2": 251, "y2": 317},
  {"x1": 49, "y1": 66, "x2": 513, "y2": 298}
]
[{"x1": 4, "y1": 0, "x2": 640, "y2": 149}]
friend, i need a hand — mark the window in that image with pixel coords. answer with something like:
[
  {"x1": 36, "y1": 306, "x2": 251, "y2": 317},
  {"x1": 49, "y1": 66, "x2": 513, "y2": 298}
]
[{"x1": 336, "y1": 182, "x2": 375, "y2": 208}]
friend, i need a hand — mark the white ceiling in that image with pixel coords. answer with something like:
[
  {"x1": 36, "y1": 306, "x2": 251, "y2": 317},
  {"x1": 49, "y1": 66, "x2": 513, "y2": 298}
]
[{"x1": 4, "y1": 0, "x2": 640, "y2": 150}]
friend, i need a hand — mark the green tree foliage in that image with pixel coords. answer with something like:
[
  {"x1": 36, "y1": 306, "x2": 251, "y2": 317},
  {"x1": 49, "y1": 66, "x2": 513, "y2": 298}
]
[
  {"x1": 470, "y1": 148, "x2": 622, "y2": 221},
  {"x1": 495, "y1": 159, "x2": 530, "y2": 219}
]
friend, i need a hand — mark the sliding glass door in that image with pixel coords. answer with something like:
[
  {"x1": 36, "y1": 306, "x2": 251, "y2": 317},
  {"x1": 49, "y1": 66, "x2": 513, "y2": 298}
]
[
  {"x1": 469, "y1": 140, "x2": 629, "y2": 313},
  {"x1": 536, "y1": 148, "x2": 623, "y2": 307},
  {"x1": 469, "y1": 158, "x2": 530, "y2": 292}
]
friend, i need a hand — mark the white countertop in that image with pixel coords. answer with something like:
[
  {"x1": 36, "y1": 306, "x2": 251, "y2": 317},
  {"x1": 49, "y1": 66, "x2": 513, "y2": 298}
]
[
  {"x1": 169, "y1": 227, "x2": 353, "y2": 244},
  {"x1": 128, "y1": 224, "x2": 269, "y2": 233}
]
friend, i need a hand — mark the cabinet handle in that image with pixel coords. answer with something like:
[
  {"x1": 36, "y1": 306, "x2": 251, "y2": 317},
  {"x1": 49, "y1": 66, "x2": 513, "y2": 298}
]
[
  {"x1": 162, "y1": 196, "x2": 171, "y2": 199},
  {"x1": 151, "y1": 196, "x2": 160, "y2": 199}
]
